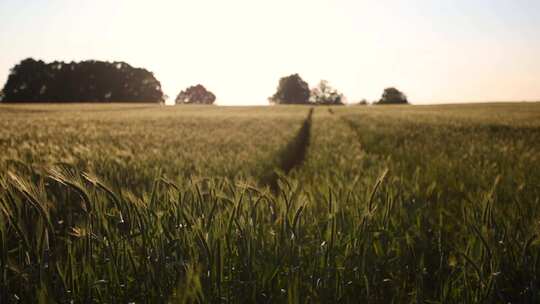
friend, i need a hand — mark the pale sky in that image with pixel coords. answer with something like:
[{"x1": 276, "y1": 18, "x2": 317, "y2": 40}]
[{"x1": 1, "y1": 0, "x2": 539, "y2": 105}]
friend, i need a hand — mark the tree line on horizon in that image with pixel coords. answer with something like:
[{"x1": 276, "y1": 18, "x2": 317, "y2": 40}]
[
  {"x1": 269, "y1": 74, "x2": 408, "y2": 105},
  {"x1": 0, "y1": 58, "x2": 164, "y2": 103},
  {"x1": 0, "y1": 58, "x2": 408, "y2": 105}
]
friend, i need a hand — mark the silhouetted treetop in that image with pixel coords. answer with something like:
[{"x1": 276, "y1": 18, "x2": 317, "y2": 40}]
[
  {"x1": 270, "y1": 74, "x2": 310, "y2": 104},
  {"x1": 310, "y1": 80, "x2": 344, "y2": 105},
  {"x1": 378, "y1": 87, "x2": 408, "y2": 105},
  {"x1": 175, "y1": 85, "x2": 216, "y2": 105},
  {"x1": 356, "y1": 99, "x2": 369, "y2": 106},
  {"x1": 1, "y1": 58, "x2": 164, "y2": 103}
]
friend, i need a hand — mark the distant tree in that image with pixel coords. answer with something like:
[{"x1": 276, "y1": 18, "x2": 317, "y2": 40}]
[
  {"x1": 269, "y1": 74, "x2": 310, "y2": 104},
  {"x1": 357, "y1": 99, "x2": 369, "y2": 106},
  {"x1": 377, "y1": 87, "x2": 408, "y2": 104},
  {"x1": 175, "y1": 85, "x2": 216, "y2": 104},
  {"x1": 310, "y1": 80, "x2": 344, "y2": 105},
  {"x1": 1, "y1": 58, "x2": 164, "y2": 103}
]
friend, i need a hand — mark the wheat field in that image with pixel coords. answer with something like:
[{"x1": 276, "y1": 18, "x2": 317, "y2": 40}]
[{"x1": 1, "y1": 103, "x2": 539, "y2": 303}]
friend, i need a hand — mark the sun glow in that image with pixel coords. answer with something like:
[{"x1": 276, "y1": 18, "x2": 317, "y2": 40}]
[{"x1": 1, "y1": 0, "x2": 539, "y2": 104}]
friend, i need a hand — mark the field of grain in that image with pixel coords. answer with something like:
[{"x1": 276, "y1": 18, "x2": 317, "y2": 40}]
[{"x1": 1, "y1": 103, "x2": 539, "y2": 303}]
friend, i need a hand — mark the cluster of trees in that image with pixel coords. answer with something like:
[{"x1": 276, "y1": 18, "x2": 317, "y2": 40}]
[
  {"x1": 310, "y1": 80, "x2": 344, "y2": 105},
  {"x1": 269, "y1": 74, "x2": 344, "y2": 105},
  {"x1": 377, "y1": 87, "x2": 408, "y2": 104},
  {"x1": 0, "y1": 59, "x2": 408, "y2": 105},
  {"x1": 175, "y1": 84, "x2": 216, "y2": 105},
  {"x1": 269, "y1": 74, "x2": 408, "y2": 105},
  {"x1": 269, "y1": 74, "x2": 311, "y2": 105},
  {"x1": 1, "y1": 58, "x2": 164, "y2": 103}
]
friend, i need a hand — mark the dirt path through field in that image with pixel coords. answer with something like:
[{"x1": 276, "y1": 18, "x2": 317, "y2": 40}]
[{"x1": 261, "y1": 108, "x2": 313, "y2": 191}]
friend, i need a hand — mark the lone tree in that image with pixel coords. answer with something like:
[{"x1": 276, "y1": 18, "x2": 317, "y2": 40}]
[
  {"x1": 310, "y1": 80, "x2": 344, "y2": 105},
  {"x1": 378, "y1": 87, "x2": 408, "y2": 104},
  {"x1": 175, "y1": 85, "x2": 216, "y2": 104},
  {"x1": 357, "y1": 99, "x2": 369, "y2": 106},
  {"x1": 1, "y1": 58, "x2": 164, "y2": 103},
  {"x1": 269, "y1": 74, "x2": 310, "y2": 104}
]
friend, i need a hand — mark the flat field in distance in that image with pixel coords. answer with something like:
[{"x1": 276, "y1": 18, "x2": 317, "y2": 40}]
[
  {"x1": 0, "y1": 102, "x2": 539, "y2": 303},
  {"x1": 0, "y1": 104, "x2": 308, "y2": 190}
]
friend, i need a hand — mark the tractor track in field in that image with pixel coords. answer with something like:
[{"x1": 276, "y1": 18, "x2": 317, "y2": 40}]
[
  {"x1": 340, "y1": 115, "x2": 364, "y2": 143},
  {"x1": 262, "y1": 107, "x2": 314, "y2": 192}
]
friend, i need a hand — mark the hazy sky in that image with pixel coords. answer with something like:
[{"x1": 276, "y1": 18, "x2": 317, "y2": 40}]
[{"x1": 1, "y1": 0, "x2": 539, "y2": 105}]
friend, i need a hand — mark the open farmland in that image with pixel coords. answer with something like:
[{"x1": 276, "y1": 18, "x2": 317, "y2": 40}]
[
  {"x1": 0, "y1": 104, "x2": 308, "y2": 191},
  {"x1": 1, "y1": 103, "x2": 540, "y2": 302}
]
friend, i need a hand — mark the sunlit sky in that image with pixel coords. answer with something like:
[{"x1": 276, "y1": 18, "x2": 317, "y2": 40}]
[{"x1": 1, "y1": 0, "x2": 539, "y2": 105}]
